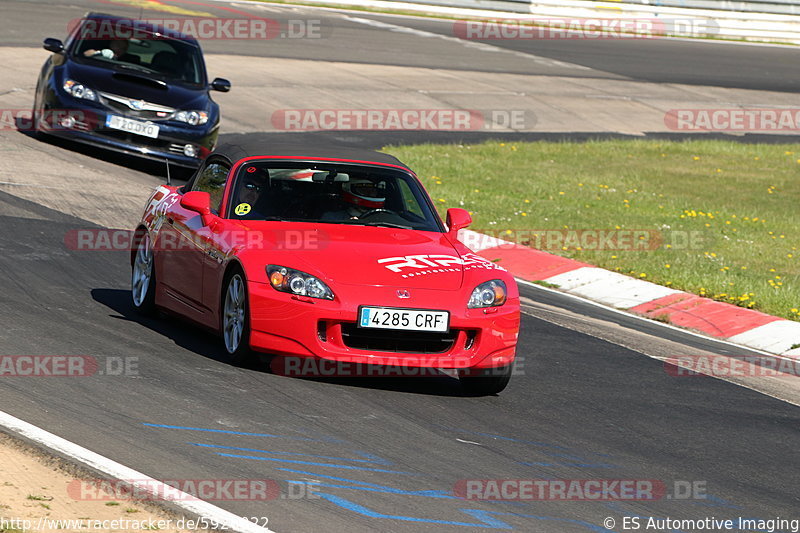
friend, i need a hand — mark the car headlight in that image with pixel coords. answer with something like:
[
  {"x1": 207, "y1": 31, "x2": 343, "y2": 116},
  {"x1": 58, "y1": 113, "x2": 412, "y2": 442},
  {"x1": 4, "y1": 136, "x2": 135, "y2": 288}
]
[
  {"x1": 267, "y1": 265, "x2": 334, "y2": 300},
  {"x1": 468, "y1": 280, "x2": 507, "y2": 308},
  {"x1": 63, "y1": 79, "x2": 98, "y2": 101},
  {"x1": 172, "y1": 110, "x2": 209, "y2": 126}
]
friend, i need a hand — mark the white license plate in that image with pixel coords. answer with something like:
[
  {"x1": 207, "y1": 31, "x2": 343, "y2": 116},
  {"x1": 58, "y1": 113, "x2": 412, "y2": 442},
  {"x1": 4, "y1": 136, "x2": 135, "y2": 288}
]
[
  {"x1": 358, "y1": 307, "x2": 449, "y2": 332},
  {"x1": 105, "y1": 115, "x2": 159, "y2": 138}
]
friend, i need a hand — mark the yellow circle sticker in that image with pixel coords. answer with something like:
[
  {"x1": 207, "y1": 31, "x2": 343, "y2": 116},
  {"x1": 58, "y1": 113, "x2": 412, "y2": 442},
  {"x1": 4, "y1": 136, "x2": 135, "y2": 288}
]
[{"x1": 234, "y1": 203, "x2": 251, "y2": 216}]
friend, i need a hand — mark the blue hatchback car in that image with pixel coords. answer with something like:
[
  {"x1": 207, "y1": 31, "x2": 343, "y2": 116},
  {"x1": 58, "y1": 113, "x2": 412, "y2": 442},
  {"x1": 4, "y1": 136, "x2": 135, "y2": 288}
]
[{"x1": 33, "y1": 12, "x2": 231, "y2": 168}]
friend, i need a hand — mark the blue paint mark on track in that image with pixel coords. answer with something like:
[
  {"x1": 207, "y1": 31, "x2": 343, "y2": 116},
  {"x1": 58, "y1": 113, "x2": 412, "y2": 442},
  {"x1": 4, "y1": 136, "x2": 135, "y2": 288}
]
[
  {"x1": 142, "y1": 423, "x2": 323, "y2": 441},
  {"x1": 215, "y1": 452, "x2": 413, "y2": 474},
  {"x1": 277, "y1": 468, "x2": 455, "y2": 498},
  {"x1": 317, "y1": 493, "x2": 613, "y2": 530},
  {"x1": 188, "y1": 443, "x2": 393, "y2": 465}
]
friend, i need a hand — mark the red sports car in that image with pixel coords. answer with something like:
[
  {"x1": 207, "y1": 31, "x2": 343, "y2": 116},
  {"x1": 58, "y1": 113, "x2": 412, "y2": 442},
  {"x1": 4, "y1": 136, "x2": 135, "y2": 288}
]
[{"x1": 131, "y1": 141, "x2": 520, "y2": 394}]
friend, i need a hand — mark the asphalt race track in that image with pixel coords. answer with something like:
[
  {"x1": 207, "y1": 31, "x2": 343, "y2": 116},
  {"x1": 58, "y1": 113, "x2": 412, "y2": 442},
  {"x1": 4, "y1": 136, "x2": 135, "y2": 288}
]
[{"x1": 1, "y1": 1, "x2": 799, "y2": 532}]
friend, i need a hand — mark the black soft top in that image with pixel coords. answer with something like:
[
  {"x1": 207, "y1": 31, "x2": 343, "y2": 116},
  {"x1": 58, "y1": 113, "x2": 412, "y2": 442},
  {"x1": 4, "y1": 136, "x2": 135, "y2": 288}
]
[{"x1": 212, "y1": 140, "x2": 412, "y2": 171}]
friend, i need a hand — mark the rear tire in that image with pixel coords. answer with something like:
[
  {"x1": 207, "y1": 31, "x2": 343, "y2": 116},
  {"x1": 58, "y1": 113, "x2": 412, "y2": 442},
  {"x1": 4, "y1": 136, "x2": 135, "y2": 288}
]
[
  {"x1": 459, "y1": 365, "x2": 512, "y2": 396},
  {"x1": 221, "y1": 269, "x2": 254, "y2": 365}
]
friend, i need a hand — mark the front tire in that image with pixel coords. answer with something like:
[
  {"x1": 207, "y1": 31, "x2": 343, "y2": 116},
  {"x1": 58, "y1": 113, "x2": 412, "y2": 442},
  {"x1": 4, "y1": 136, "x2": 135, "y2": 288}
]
[
  {"x1": 459, "y1": 365, "x2": 512, "y2": 396},
  {"x1": 221, "y1": 269, "x2": 253, "y2": 365},
  {"x1": 131, "y1": 232, "x2": 157, "y2": 315}
]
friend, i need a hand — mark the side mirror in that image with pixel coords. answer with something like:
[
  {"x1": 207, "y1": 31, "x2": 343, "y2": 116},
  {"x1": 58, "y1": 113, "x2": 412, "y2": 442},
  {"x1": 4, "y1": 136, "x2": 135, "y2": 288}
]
[
  {"x1": 210, "y1": 78, "x2": 231, "y2": 92},
  {"x1": 180, "y1": 191, "x2": 215, "y2": 226},
  {"x1": 43, "y1": 38, "x2": 64, "y2": 54},
  {"x1": 446, "y1": 207, "x2": 472, "y2": 235},
  {"x1": 181, "y1": 191, "x2": 211, "y2": 215}
]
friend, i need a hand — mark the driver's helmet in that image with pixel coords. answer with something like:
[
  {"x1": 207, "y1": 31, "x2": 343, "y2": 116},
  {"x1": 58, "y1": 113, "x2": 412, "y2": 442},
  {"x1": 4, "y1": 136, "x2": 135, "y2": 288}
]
[
  {"x1": 237, "y1": 166, "x2": 269, "y2": 204},
  {"x1": 342, "y1": 179, "x2": 385, "y2": 209}
]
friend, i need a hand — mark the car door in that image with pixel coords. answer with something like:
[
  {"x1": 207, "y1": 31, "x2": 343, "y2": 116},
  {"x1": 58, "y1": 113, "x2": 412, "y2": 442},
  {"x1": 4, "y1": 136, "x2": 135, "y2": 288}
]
[{"x1": 158, "y1": 158, "x2": 230, "y2": 319}]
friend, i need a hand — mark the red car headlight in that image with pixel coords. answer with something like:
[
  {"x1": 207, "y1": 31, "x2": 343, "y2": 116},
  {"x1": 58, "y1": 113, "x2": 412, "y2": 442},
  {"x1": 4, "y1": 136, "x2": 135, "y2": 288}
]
[
  {"x1": 468, "y1": 280, "x2": 507, "y2": 308},
  {"x1": 267, "y1": 265, "x2": 334, "y2": 300}
]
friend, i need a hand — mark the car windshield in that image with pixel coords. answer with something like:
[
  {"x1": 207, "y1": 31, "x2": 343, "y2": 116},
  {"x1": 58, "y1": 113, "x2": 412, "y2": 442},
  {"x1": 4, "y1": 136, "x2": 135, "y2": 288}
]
[
  {"x1": 71, "y1": 27, "x2": 204, "y2": 85},
  {"x1": 228, "y1": 162, "x2": 443, "y2": 232}
]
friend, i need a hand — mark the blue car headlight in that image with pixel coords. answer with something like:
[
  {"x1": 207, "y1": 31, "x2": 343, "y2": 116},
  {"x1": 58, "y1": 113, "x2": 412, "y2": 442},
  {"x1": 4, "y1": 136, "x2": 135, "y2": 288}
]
[
  {"x1": 63, "y1": 79, "x2": 98, "y2": 101},
  {"x1": 172, "y1": 110, "x2": 209, "y2": 126}
]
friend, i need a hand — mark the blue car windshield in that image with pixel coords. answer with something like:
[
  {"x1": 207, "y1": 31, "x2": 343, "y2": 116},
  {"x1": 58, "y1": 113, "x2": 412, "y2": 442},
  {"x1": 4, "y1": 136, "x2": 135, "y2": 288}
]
[{"x1": 72, "y1": 31, "x2": 204, "y2": 86}]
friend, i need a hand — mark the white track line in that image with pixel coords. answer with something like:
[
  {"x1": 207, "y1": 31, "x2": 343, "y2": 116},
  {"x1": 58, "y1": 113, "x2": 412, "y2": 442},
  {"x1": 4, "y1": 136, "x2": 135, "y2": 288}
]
[
  {"x1": 343, "y1": 15, "x2": 592, "y2": 69},
  {"x1": 0, "y1": 410, "x2": 275, "y2": 533}
]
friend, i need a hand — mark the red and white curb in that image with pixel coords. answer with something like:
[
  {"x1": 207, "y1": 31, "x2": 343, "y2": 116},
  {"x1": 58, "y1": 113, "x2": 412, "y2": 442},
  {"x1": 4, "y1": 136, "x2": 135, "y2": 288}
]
[{"x1": 460, "y1": 230, "x2": 800, "y2": 357}]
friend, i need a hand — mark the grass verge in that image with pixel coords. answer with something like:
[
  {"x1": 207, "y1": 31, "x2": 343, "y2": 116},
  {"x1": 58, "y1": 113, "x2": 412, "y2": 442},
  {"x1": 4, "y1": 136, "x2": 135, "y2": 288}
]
[{"x1": 385, "y1": 139, "x2": 799, "y2": 321}]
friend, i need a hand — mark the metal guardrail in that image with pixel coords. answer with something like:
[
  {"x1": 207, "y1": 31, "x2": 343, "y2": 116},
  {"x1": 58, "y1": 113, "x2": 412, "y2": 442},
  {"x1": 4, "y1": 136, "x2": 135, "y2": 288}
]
[
  {"x1": 381, "y1": 0, "x2": 800, "y2": 42},
  {"x1": 463, "y1": 0, "x2": 800, "y2": 15},
  {"x1": 592, "y1": 0, "x2": 800, "y2": 16}
]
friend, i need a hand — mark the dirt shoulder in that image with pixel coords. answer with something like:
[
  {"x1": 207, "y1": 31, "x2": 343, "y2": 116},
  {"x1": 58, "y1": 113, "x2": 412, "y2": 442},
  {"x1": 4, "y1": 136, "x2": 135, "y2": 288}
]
[{"x1": 0, "y1": 433, "x2": 194, "y2": 533}]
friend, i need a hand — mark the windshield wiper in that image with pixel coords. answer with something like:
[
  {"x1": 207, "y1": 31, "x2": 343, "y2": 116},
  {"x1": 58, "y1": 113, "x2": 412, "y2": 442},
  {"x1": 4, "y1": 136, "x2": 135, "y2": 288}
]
[
  {"x1": 358, "y1": 221, "x2": 413, "y2": 229},
  {"x1": 116, "y1": 63, "x2": 156, "y2": 74}
]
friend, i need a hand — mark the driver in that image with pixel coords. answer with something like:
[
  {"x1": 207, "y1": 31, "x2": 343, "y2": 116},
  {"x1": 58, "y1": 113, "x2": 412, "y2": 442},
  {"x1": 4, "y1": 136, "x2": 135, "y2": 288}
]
[
  {"x1": 320, "y1": 179, "x2": 386, "y2": 221},
  {"x1": 233, "y1": 167, "x2": 269, "y2": 218},
  {"x1": 83, "y1": 38, "x2": 136, "y2": 62}
]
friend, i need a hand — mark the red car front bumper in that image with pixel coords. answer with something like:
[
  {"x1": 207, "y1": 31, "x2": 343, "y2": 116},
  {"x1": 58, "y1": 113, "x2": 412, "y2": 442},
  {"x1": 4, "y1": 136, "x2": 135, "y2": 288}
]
[{"x1": 247, "y1": 281, "x2": 519, "y2": 369}]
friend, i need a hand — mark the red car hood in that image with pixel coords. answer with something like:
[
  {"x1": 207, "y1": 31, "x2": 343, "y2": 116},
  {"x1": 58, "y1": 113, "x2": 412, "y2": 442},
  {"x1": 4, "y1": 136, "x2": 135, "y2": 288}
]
[{"x1": 233, "y1": 221, "x2": 464, "y2": 290}]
